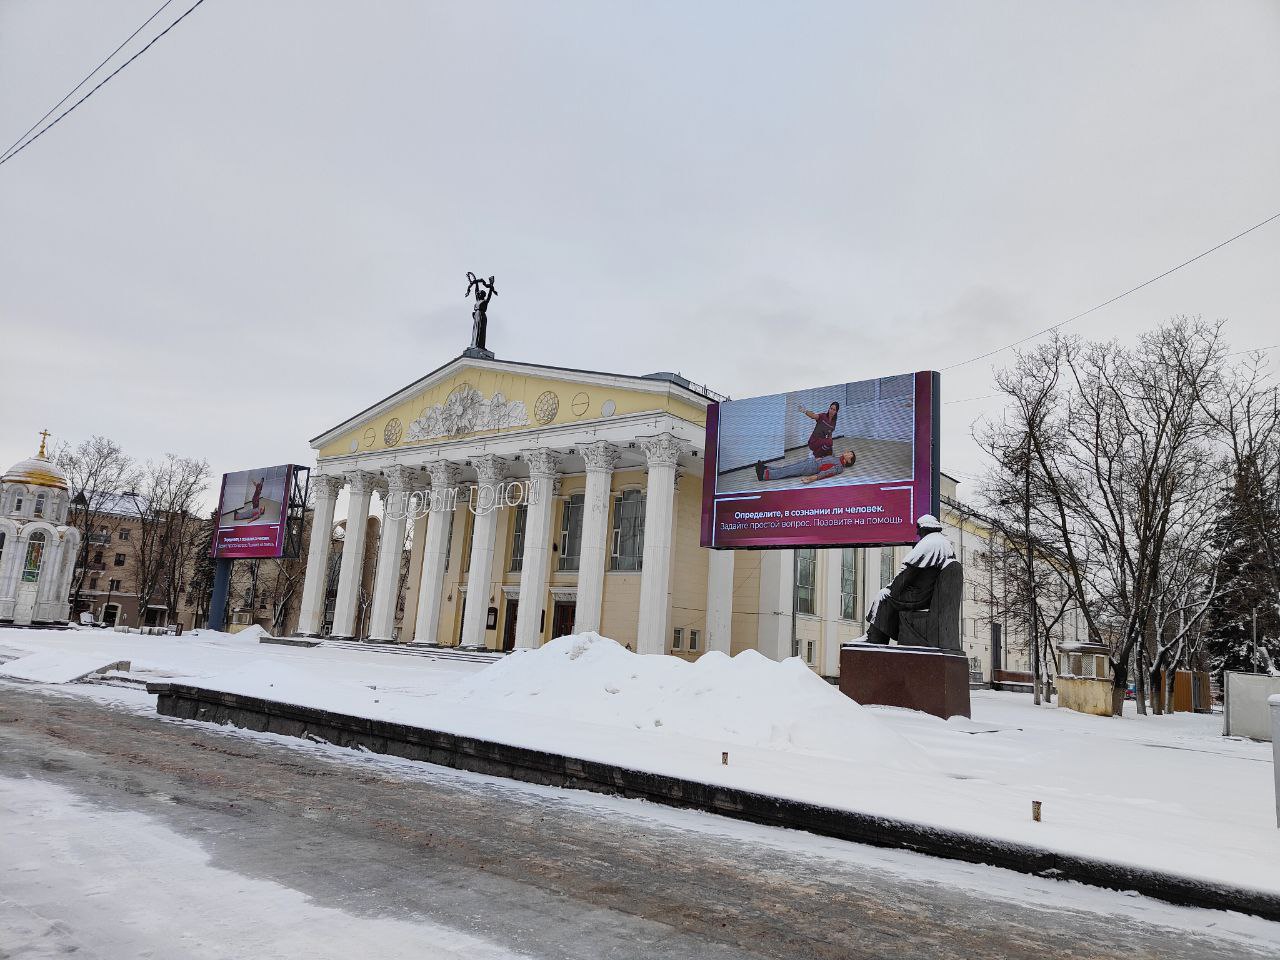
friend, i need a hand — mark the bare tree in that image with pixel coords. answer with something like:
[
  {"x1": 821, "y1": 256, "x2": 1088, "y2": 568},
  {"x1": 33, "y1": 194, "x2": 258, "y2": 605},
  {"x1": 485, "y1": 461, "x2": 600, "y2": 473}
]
[
  {"x1": 130, "y1": 454, "x2": 210, "y2": 626},
  {"x1": 982, "y1": 318, "x2": 1231, "y2": 714},
  {"x1": 53, "y1": 436, "x2": 139, "y2": 609}
]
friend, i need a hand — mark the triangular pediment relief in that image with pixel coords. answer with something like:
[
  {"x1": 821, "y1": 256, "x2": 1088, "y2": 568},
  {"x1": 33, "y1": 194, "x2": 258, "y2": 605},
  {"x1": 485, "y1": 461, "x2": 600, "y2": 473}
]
[{"x1": 313, "y1": 356, "x2": 709, "y2": 461}]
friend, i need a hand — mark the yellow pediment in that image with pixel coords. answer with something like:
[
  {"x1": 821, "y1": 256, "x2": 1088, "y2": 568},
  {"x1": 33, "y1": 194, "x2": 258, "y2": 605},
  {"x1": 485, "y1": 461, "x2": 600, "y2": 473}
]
[{"x1": 315, "y1": 360, "x2": 708, "y2": 461}]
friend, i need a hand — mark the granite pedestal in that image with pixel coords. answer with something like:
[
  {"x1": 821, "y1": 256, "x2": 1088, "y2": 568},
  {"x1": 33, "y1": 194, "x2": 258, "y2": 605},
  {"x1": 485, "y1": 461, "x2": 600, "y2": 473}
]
[{"x1": 839, "y1": 643, "x2": 971, "y2": 719}]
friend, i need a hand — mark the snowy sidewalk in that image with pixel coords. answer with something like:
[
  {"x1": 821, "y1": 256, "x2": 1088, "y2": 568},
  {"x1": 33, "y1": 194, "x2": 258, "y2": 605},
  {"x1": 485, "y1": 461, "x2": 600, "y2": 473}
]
[{"x1": 1, "y1": 626, "x2": 1276, "y2": 901}]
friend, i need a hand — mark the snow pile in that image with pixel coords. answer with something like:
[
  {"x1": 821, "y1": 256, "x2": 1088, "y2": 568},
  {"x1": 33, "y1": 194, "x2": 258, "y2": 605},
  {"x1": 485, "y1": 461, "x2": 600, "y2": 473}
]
[
  {"x1": 440, "y1": 633, "x2": 929, "y2": 770},
  {"x1": 233, "y1": 624, "x2": 273, "y2": 642},
  {"x1": 0, "y1": 651, "x2": 131, "y2": 684}
]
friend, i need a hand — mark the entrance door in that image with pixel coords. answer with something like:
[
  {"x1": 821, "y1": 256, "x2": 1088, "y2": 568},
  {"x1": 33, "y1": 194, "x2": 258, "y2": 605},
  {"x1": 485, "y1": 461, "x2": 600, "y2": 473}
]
[
  {"x1": 13, "y1": 583, "x2": 37, "y2": 625},
  {"x1": 551, "y1": 600, "x2": 576, "y2": 639},
  {"x1": 502, "y1": 598, "x2": 518, "y2": 651}
]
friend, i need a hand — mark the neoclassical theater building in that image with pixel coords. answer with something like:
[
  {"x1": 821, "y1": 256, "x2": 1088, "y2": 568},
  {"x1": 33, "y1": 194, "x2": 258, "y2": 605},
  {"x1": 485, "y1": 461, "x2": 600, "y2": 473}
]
[{"x1": 296, "y1": 344, "x2": 1028, "y2": 680}]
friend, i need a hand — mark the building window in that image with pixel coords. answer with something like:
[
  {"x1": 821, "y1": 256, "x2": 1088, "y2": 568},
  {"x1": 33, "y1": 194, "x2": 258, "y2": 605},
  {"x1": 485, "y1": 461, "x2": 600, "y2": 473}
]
[
  {"x1": 806, "y1": 639, "x2": 815, "y2": 665},
  {"x1": 558, "y1": 493, "x2": 585, "y2": 572},
  {"x1": 880, "y1": 547, "x2": 895, "y2": 588},
  {"x1": 840, "y1": 548, "x2": 858, "y2": 620},
  {"x1": 688, "y1": 628, "x2": 700, "y2": 652},
  {"x1": 22, "y1": 532, "x2": 46, "y2": 583},
  {"x1": 109, "y1": 578, "x2": 122, "y2": 591},
  {"x1": 89, "y1": 577, "x2": 99, "y2": 590},
  {"x1": 0, "y1": 531, "x2": 5, "y2": 566},
  {"x1": 509, "y1": 504, "x2": 527, "y2": 572},
  {"x1": 672, "y1": 627, "x2": 683, "y2": 650},
  {"x1": 610, "y1": 490, "x2": 646, "y2": 571},
  {"x1": 794, "y1": 549, "x2": 816, "y2": 616},
  {"x1": 93, "y1": 551, "x2": 103, "y2": 564},
  {"x1": 114, "y1": 553, "x2": 126, "y2": 567},
  {"x1": 443, "y1": 510, "x2": 455, "y2": 571},
  {"x1": 34, "y1": 493, "x2": 46, "y2": 518},
  {"x1": 118, "y1": 528, "x2": 130, "y2": 541},
  {"x1": 14, "y1": 497, "x2": 23, "y2": 513}
]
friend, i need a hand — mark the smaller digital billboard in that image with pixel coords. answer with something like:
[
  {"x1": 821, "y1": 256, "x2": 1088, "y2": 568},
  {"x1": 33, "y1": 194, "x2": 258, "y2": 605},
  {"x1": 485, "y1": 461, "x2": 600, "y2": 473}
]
[
  {"x1": 211, "y1": 464, "x2": 297, "y2": 559},
  {"x1": 700, "y1": 371, "x2": 940, "y2": 550}
]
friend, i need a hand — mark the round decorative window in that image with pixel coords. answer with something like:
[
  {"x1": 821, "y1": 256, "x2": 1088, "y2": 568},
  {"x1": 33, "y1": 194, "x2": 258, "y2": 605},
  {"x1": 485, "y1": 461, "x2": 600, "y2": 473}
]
[
  {"x1": 384, "y1": 417, "x2": 403, "y2": 446},
  {"x1": 600, "y1": 399, "x2": 617, "y2": 417},
  {"x1": 570, "y1": 392, "x2": 590, "y2": 417},
  {"x1": 361, "y1": 427, "x2": 376, "y2": 449},
  {"x1": 534, "y1": 390, "x2": 560, "y2": 424}
]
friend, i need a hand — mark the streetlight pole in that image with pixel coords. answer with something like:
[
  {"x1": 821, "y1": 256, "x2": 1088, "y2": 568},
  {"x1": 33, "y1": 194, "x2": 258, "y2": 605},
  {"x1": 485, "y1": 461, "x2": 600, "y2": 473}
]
[{"x1": 1024, "y1": 430, "x2": 1040, "y2": 706}]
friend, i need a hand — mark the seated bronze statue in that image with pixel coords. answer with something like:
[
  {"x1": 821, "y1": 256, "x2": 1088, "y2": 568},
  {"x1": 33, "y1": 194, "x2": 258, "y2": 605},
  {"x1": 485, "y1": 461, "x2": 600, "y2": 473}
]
[{"x1": 865, "y1": 514, "x2": 959, "y2": 648}]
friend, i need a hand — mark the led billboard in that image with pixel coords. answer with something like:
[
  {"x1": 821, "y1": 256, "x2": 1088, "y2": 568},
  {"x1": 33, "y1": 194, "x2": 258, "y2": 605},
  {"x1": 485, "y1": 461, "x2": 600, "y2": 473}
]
[
  {"x1": 211, "y1": 464, "x2": 299, "y2": 559},
  {"x1": 700, "y1": 371, "x2": 939, "y2": 549}
]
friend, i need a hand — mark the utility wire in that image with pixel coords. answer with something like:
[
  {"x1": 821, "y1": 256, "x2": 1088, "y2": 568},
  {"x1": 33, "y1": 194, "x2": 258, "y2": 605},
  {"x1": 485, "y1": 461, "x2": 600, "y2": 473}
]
[
  {"x1": 0, "y1": 0, "x2": 207, "y2": 169},
  {"x1": 942, "y1": 209, "x2": 1280, "y2": 372},
  {"x1": 0, "y1": 0, "x2": 176, "y2": 164}
]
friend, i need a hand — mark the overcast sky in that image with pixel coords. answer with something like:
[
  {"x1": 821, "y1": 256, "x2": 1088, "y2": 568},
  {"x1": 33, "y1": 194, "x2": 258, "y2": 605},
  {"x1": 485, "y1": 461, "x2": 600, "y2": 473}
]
[{"x1": 3, "y1": 0, "x2": 1278, "y2": 510}]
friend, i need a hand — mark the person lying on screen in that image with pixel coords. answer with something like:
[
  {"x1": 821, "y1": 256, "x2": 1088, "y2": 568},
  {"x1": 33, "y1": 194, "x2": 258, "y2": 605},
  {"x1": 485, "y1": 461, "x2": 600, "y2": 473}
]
[
  {"x1": 801, "y1": 401, "x2": 840, "y2": 458},
  {"x1": 754, "y1": 449, "x2": 856, "y2": 483}
]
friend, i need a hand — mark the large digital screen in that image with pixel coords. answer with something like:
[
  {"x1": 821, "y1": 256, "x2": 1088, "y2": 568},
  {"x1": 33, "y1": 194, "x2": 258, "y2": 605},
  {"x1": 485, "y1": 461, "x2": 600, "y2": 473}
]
[
  {"x1": 211, "y1": 464, "x2": 296, "y2": 559},
  {"x1": 700, "y1": 371, "x2": 939, "y2": 549}
]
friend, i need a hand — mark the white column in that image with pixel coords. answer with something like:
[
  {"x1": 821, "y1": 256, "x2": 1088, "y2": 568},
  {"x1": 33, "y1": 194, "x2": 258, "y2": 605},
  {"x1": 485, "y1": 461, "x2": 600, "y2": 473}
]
[
  {"x1": 515, "y1": 449, "x2": 563, "y2": 649},
  {"x1": 460, "y1": 455, "x2": 507, "y2": 648},
  {"x1": 398, "y1": 497, "x2": 430, "y2": 639},
  {"x1": 821, "y1": 548, "x2": 843, "y2": 676},
  {"x1": 573, "y1": 441, "x2": 620, "y2": 635},
  {"x1": 636, "y1": 433, "x2": 682, "y2": 655},
  {"x1": 412, "y1": 462, "x2": 459, "y2": 645},
  {"x1": 757, "y1": 548, "x2": 794, "y2": 661},
  {"x1": 367, "y1": 465, "x2": 414, "y2": 642},
  {"x1": 297, "y1": 474, "x2": 343, "y2": 635},
  {"x1": 705, "y1": 548, "x2": 734, "y2": 654},
  {"x1": 331, "y1": 471, "x2": 374, "y2": 638}
]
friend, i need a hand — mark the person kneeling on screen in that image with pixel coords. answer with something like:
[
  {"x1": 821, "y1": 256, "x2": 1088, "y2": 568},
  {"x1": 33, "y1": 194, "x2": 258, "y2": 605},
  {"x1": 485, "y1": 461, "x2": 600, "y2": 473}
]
[
  {"x1": 755, "y1": 450, "x2": 856, "y2": 484},
  {"x1": 864, "y1": 514, "x2": 955, "y2": 644}
]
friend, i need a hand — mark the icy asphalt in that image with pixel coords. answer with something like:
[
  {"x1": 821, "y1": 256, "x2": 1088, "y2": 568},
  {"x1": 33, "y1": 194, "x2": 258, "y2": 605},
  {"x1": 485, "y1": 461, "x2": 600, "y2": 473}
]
[{"x1": 1, "y1": 682, "x2": 1277, "y2": 960}]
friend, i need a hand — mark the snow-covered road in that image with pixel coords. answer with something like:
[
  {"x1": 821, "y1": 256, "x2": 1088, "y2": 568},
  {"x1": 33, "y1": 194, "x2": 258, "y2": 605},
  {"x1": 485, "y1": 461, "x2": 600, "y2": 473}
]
[{"x1": 2, "y1": 682, "x2": 1278, "y2": 959}]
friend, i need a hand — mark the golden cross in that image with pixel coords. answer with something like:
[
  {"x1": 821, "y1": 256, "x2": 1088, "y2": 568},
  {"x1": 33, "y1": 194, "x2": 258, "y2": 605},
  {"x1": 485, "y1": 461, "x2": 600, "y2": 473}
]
[{"x1": 37, "y1": 429, "x2": 50, "y2": 458}]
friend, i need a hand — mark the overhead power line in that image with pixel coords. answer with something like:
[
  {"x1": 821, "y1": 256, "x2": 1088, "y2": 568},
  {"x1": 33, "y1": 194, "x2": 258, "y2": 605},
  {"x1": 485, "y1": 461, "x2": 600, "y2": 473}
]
[
  {"x1": 0, "y1": 0, "x2": 208, "y2": 169},
  {"x1": 942, "y1": 209, "x2": 1280, "y2": 372},
  {"x1": 0, "y1": 0, "x2": 176, "y2": 164}
]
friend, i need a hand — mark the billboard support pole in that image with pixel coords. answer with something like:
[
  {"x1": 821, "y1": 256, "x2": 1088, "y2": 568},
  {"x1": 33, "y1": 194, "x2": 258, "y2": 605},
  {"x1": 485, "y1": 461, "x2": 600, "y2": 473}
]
[{"x1": 208, "y1": 558, "x2": 233, "y2": 632}]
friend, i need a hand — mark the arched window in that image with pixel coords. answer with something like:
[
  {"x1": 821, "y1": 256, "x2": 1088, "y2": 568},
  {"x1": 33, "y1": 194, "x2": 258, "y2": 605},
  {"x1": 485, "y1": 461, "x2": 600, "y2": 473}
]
[
  {"x1": 34, "y1": 493, "x2": 46, "y2": 518},
  {"x1": 22, "y1": 532, "x2": 46, "y2": 583}
]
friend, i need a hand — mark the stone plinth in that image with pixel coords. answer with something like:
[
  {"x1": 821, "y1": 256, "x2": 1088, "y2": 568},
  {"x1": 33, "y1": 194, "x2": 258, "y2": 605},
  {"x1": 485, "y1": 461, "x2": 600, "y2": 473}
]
[{"x1": 839, "y1": 643, "x2": 971, "y2": 719}]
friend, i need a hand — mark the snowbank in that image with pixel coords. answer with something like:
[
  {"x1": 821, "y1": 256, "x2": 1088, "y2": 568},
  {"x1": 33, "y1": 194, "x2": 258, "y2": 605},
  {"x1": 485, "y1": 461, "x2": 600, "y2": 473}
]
[{"x1": 439, "y1": 634, "x2": 929, "y2": 770}]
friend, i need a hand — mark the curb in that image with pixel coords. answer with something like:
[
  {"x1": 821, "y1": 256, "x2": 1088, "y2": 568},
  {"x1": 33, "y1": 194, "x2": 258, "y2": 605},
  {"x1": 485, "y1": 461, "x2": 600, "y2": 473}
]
[{"x1": 147, "y1": 681, "x2": 1280, "y2": 923}]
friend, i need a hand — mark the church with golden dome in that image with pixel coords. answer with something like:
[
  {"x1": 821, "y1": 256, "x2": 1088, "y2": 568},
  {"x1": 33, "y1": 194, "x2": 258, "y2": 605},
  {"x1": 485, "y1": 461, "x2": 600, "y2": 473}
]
[{"x1": 0, "y1": 431, "x2": 80, "y2": 626}]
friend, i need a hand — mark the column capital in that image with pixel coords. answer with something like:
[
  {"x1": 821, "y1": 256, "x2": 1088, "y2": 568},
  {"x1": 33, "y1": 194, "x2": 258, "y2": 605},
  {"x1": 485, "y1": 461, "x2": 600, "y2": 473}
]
[
  {"x1": 639, "y1": 433, "x2": 683, "y2": 468},
  {"x1": 344, "y1": 470, "x2": 378, "y2": 495},
  {"x1": 311, "y1": 474, "x2": 344, "y2": 501},
  {"x1": 426, "y1": 460, "x2": 461, "y2": 490},
  {"x1": 472, "y1": 454, "x2": 509, "y2": 488},
  {"x1": 382, "y1": 464, "x2": 416, "y2": 494},
  {"x1": 581, "y1": 441, "x2": 621, "y2": 473},
  {"x1": 523, "y1": 447, "x2": 565, "y2": 478}
]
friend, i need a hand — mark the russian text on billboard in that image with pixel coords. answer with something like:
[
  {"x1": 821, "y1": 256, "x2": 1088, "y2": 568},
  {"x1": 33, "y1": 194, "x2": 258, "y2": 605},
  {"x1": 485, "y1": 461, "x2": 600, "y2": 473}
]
[{"x1": 700, "y1": 371, "x2": 940, "y2": 549}]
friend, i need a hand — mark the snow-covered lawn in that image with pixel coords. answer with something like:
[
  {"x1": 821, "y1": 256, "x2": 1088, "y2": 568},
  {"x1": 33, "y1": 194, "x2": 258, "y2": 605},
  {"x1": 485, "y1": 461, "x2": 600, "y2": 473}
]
[{"x1": 2, "y1": 626, "x2": 1276, "y2": 897}]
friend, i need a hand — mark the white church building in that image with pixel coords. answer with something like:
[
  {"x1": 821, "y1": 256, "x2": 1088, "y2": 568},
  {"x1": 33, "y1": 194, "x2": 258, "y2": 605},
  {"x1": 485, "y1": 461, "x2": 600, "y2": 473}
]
[{"x1": 0, "y1": 433, "x2": 80, "y2": 626}]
